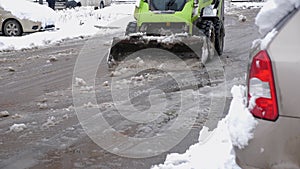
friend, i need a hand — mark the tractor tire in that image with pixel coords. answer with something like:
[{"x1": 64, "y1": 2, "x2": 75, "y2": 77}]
[
  {"x1": 214, "y1": 20, "x2": 225, "y2": 56},
  {"x1": 197, "y1": 20, "x2": 216, "y2": 61},
  {"x1": 125, "y1": 21, "x2": 137, "y2": 35}
]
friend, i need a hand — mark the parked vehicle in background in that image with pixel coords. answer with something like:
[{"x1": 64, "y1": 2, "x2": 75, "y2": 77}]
[
  {"x1": 0, "y1": 7, "x2": 53, "y2": 36},
  {"x1": 66, "y1": 0, "x2": 112, "y2": 9},
  {"x1": 234, "y1": 7, "x2": 300, "y2": 169},
  {"x1": 230, "y1": 0, "x2": 265, "y2": 2}
]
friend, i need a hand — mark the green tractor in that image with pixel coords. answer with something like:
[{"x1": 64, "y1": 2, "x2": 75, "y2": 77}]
[{"x1": 107, "y1": 0, "x2": 225, "y2": 68}]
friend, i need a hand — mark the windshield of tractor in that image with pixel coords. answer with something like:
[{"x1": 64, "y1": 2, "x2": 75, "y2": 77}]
[{"x1": 150, "y1": 0, "x2": 187, "y2": 11}]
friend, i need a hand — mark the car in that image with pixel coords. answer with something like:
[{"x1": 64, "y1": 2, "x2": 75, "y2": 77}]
[
  {"x1": 66, "y1": 0, "x2": 112, "y2": 9},
  {"x1": 234, "y1": 6, "x2": 300, "y2": 169},
  {"x1": 0, "y1": 1, "x2": 55, "y2": 36}
]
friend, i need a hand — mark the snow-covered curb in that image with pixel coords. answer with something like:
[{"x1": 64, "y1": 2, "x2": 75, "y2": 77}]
[
  {"x1": 0, "y1": 4, "x2": 135, "y2": 51},
  {"x1": 151, "y1": 85, "x2": 257, "y2": 169}
]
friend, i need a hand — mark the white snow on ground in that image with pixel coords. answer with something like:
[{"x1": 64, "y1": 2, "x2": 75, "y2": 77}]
[
  {"x1": 230, "y1": 2, "x2": 266, "y2": 9},
  {"x1": 225, "y1": 0, "x2": 265, "y2": 14},
  {"x1": 151, "y1": 86, "x2": 257, "y2": 169},
  {"x1": 0, "y1": 0, "x2": 57, "y2": 26},
  {"x1": 255, "y1": 0, "x2": 300, "y2": 35},
  {"x1": 0, "y1": 3, "x2": 135, "y2": 51}
]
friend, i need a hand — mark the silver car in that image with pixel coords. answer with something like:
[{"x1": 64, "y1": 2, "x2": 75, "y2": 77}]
[
  {"x1": 235, "y1": 7, "x2": 300, "y2": 169},
  {"x1": 0, "y1": 6, "x2": 46, "y2": 36},
  {"x1": 66, "y1": 0, "x2": 112, "y2": 8}
]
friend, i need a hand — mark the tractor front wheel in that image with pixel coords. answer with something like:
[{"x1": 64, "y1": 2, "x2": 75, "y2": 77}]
[
  {"x1": 197, "y1": 20, "x2": 216, "y2": 61},
  {"x1": 214, "y1": 20, "x2": 225, "y2": 56}
]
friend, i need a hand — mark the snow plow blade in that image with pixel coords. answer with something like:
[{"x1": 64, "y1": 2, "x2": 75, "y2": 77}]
[{"x1": 107, "y1": 34, "x2": 205, "y2": 68}]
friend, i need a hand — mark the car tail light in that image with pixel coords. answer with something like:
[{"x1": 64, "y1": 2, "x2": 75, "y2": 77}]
[{"x1": 248, "y1": 50, "x2": 278, "y2": 121}]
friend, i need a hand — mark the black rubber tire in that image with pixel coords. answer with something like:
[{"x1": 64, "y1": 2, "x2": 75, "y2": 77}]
[
  {"x1": 214, "y1": 20, "x2": 225, "y2": 56},
  {"x1": 125, "y1": 21, "x2": 137, "y2": 35},
  {"x1": 196, "y1": 20, "x2": 216, "y2": 60},
  {"x1": 197, "y1": 20, "x2": 215, "y2": 45},
  {"x1": 3, "y1": 20, "x2": 23, "y2": 36},
  {"x1": 100, "y1": 1, "x2": 104, "y2": 9}
]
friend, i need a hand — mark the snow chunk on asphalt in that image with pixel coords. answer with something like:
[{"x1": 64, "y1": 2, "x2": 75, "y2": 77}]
[
  {"x1": 7, "y1": 66, "x2": 16, "y2": 72},
  {"x1": 49, "y1": 56, "x2": 58, "y2": 62},
  {"x1": 75, "y1": 77, "x2": 87, "y2": 86},
  {"x1": 37, "y1": 102, "x2": 48, "y2": 109},
  {"x1": 255, "y1": 0, "x2": 300, "y2": 35},
  {"x1": 42, "y1": 116, "x2": 56, "y2": 128},
  {"x1": 0, "y1": 111, "x2": 10, "y2": 118},
  {"x1": 12, "y1": 114, "x2": 22, "y2": 119},
  {"x1": 238, "y1": 15, "x2": 247, "y2": 22},
  {"x1": 151, "y1": 85, "x2": 257, "y2": 169},
  {"x1": 103, "y1": 81, "x2": 109, "y2": 87},
  {"x1": 10, "y1": 123, "x2": 27, "y2": 132}
]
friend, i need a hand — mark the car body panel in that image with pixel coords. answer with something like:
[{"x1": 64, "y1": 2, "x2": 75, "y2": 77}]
[
  {"x1": 268, "y1": 10, "x2": 300, "y2": 118},
  {"x1": 235, "y1": 117, "x2": 300, "y2": 169},
  {"x1": 0, "y1": 6, "x2": 42, "y2": 33},
  {"x1": 235, "y1": 8, "x2": 300, "y2": 169},
  {"x1": 80, "y1": 0, "x2": 111, "y2": 7}
]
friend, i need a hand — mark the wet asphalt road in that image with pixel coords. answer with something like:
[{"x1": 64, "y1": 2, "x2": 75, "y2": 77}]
[{"x1": 0, "y1": 8, "x2": 260, "y2": 169}]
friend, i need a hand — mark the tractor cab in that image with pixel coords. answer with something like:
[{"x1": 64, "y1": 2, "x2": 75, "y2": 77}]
[{"x1": 149, "y1": 0, "x2": 187, "y2": 12}]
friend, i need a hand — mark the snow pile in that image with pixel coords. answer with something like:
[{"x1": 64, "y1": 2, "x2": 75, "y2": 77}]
[
  {"x1": 151, "y1": 85, "x2": 257, "y2": 169},
  {"x1": 10, "y1": 123, "x2": 27, "y2": 132},
  {"x1": 0, "y1": 0, "x2": 57, "y2": 26},
  {"x1": 256, "y1": 0, "x2": 300, "y2": 35}
]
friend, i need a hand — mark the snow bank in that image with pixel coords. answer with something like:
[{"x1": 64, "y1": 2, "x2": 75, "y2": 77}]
[
  {"x1": 0, "y1": 4, "x2": 135, "y2": 51},
  {"x1": 0, "y1": 0, "x2": 57, "y2": 26},
  {"x1": 151, "y1": 86, "x2": 257, "y2": 169},
  {"x1": 256, "y1": 0, "x2": 300, "y2": 35}
]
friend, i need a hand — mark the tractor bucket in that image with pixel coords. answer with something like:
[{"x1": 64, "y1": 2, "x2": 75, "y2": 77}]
[{"x1": 107, "y1": 33, "x2": 206, "y2": 68}]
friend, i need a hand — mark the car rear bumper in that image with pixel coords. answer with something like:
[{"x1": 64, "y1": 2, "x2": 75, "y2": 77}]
[{"x1": 234, "y1": 116, "x2": 300, "y2": 169}]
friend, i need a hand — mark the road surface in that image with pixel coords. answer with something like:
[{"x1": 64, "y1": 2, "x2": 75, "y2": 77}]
[{"x1": 0, "y1": 7, "x2": 260, "y2": 169}]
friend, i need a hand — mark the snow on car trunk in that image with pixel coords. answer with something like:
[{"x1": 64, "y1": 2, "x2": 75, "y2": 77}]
[
  {"x1": 151, "y1": 85, "x2": 257, "y2": 169},
  {"x1": 0, "y1": 0, "x2": 57, "y2": 26},
  {"x1": 255, "y1": 0, "x2": 300, "y2": 35}
]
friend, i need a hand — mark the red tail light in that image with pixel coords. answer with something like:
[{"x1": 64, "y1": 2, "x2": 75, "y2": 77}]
[{"x1": 248, "y1": 50, "x2": 278, "y2": 121}]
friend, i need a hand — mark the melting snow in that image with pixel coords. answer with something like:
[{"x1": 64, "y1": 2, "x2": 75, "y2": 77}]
[{"x1": 151, "y1": 85, "x2": 257, "y2": 169}]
